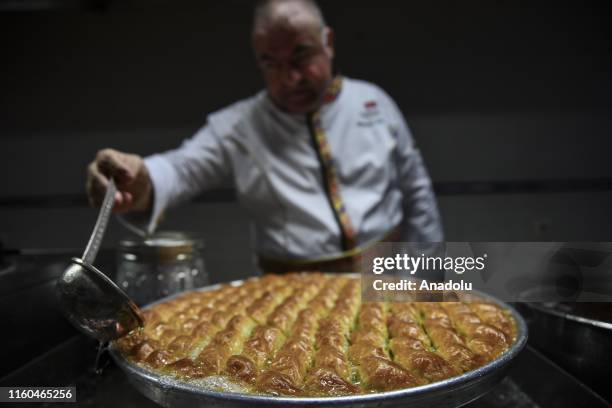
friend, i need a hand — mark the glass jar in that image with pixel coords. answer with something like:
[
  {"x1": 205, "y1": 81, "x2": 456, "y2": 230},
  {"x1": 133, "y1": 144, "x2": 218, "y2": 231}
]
[{"x1": 115, "y1": 232, "x2": 208, "y2": 305}]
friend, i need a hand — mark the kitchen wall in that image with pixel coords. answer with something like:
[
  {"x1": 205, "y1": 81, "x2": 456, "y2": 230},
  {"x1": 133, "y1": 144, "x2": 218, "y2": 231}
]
[{"x1": 1, "y1": 0, "x2": 611, "y2": 283}]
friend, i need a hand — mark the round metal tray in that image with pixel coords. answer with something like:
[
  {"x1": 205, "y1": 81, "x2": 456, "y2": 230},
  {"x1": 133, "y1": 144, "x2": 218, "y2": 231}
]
[{"x1": 110, "y1": 276, "x2": 528, "y2": 408}]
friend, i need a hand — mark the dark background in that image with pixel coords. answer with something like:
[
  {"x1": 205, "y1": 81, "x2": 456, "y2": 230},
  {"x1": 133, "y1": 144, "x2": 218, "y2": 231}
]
[{"x1": 1, "y1": 0, "x2": 612, "y2": 281}]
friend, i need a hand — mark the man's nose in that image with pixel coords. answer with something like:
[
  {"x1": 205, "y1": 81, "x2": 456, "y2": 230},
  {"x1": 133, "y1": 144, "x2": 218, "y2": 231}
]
[{"x1": 281, "y1": 65, "x2": 302, "y2": 87}]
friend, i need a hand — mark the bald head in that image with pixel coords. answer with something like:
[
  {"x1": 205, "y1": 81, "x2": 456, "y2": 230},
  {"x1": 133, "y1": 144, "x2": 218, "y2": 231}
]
[
  {"x1": 253, "y1": 0, "x2": 326, "y2": 36},
  {"x1": 251, "y1": 0, "x2": 334, "y2": 114}
]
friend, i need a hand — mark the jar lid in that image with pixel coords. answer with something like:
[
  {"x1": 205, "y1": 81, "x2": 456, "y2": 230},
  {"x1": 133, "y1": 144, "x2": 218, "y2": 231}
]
[{"x1": 119, "y1": 231, "x2": 203, "y2": 262}]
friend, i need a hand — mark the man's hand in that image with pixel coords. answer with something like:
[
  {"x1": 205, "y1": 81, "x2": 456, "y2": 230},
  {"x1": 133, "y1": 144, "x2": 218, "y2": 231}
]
[{"x1": 86, "y1": 148, "x2": 153, "y2": 213}]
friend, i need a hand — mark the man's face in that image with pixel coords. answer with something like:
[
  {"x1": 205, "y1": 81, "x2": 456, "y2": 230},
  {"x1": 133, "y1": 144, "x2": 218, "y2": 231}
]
[{"x1": 253, "y1": 23, "x2": 334, "y2": 114}]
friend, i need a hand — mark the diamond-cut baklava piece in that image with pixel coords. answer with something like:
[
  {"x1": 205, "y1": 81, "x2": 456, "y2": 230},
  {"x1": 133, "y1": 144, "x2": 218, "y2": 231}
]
[{"x1": 115, "y1": 273, "x2": 517, "y2": 396}]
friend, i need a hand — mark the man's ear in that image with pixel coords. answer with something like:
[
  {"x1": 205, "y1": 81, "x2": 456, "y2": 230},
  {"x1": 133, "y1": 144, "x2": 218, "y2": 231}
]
[{"x1": 323, "y1": 26, "x2": 334, "y2": 59}]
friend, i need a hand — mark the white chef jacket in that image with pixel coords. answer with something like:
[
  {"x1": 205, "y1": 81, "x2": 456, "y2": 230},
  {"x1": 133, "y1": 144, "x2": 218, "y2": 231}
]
[{"x1": 143, "y1": 77, "x2": 443, "y2": 259}]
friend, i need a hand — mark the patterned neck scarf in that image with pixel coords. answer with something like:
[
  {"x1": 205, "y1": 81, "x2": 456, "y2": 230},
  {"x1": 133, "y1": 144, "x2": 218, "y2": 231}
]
[{"x1": 306, "y1": 76, "x2": 357, "y2": 251}]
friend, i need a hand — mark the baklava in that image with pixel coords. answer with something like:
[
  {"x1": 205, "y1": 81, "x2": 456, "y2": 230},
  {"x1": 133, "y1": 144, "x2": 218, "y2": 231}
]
[{"x1": 115, "y1": 273, "x2": 517, "y2": 396}]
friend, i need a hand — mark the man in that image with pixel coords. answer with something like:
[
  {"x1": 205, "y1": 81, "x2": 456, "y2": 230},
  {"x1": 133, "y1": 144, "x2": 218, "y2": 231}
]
[{"x1": 87, "y1": 0, "x2": 443, "y2": 273}]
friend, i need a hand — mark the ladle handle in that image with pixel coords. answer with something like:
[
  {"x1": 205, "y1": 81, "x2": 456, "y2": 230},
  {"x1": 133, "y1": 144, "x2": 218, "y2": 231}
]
[{"x1": 83, "y1": 179, "x2": 116, "y2": 265}]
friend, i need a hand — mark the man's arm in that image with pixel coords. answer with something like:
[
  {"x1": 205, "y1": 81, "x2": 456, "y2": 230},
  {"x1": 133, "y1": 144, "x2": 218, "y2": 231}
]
[
  {"x1": 378, "y1": 89, "x2": 444, "y2": 242},
  {"x1": 86, "y1": 123, "x2": 232, "y2": 233}
]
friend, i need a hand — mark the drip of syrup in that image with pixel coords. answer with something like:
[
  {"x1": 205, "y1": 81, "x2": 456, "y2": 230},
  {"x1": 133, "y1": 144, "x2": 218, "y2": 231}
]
[{"x1": 94, "y1": 341, "x2": 109, "y2": 375}]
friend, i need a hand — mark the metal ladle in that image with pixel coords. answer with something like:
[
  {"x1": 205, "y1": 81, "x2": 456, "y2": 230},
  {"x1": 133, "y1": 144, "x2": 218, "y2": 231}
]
[{"x1": 57, "y1": 179, "x2": 143, "y2": 342}]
